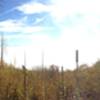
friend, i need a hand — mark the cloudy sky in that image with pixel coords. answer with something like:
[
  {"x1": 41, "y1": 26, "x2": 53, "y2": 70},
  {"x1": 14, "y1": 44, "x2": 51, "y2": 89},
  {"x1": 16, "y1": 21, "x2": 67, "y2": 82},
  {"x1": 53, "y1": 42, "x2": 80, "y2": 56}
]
[{"x1": 0, "y1": 0, "x2": 100, "y2": 69}]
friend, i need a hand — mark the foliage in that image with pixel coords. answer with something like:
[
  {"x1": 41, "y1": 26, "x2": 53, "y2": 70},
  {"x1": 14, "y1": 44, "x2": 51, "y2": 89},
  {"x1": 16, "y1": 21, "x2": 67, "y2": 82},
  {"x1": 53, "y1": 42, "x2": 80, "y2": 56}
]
[{"x1": 0, "y1": 61, "x2": 100, "y2": 100}]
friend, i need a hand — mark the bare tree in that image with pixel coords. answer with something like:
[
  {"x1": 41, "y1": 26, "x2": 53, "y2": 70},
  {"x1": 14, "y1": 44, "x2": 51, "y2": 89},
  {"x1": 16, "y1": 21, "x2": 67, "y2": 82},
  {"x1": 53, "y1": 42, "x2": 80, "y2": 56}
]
[
  {"x1": 42, "y1": 51, "x2": 47, "y2": 100},
  {"x1": 0, "y1": 33, "x2": 4, "y2": 67},
  {"x1": 23, "y1": 65, "x2": 27, "y2": 100},
  {"x1": 74, "y1": 50, "x2": 82, "y2": 100}
]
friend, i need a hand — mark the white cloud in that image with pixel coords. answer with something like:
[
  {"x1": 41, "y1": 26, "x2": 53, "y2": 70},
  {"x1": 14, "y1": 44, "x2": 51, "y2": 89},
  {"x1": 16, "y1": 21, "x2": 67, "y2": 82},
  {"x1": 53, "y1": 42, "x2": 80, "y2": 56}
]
[
  {"x1": 17, "y1": 0, "x2": 100, "y2": 24},
  {"x1": 50, "y1": 0, "x2": 100, "y2": 23},
  {"x1": 0, "y1": 20, "x2": 23, "y2": 32},
  {"x1": 17, "y1": 2, "x2": 51, "y2": 14},
  {"x1": 0, "y1": 18, "x2": 51, "y2": 33}
]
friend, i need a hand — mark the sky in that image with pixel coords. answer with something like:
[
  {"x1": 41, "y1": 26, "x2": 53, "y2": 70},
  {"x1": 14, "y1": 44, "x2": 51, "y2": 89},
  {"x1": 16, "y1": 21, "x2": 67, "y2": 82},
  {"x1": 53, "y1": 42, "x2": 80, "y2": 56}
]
[{"x1": 0, "y1": 0, "x2": 100, "y2": 70}]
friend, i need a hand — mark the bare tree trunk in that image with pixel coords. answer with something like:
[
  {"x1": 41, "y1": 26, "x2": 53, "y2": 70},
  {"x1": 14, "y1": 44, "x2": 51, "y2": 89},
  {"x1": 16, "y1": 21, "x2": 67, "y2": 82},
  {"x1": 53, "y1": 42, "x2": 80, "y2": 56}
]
[
  {"x1": 42, "y1": 51, "x2": 47, "y2": 100},
  {"x1": 23, "y1": 65, "x2": 27, "y2": 100},
  {"x1": 0, "y1": 33, "x2": 4, "y2": 68},
  {"x1": 74, "y1": 50, "x2": 82, "y2": 100}
]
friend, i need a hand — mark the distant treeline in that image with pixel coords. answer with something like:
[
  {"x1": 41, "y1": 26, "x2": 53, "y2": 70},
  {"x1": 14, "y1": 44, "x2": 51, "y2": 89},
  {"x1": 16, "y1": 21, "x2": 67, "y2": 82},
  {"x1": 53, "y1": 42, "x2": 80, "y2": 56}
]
[{"x1": 0, "y1": 60, "x2": 100, "y2": 100}]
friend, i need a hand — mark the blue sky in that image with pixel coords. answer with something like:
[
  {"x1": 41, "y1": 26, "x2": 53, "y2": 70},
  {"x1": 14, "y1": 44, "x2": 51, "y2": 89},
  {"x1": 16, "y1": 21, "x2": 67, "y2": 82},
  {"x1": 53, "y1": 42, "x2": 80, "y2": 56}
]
[{"x1": 0, "y1": 0, "x2": 100, "y2": 69}]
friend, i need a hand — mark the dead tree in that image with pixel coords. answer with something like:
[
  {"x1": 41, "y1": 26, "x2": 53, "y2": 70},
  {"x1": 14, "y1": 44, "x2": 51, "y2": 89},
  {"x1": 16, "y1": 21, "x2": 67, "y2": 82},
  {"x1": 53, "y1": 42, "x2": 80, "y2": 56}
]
[
  {"x1": 22, "y1": 65, "x2": 27, "y2": 100},
  {"x1": 41, "y1": 51, "x2": 47, "y2": 100},
  {"x1": 59, "y1": 66, "x2": 66, "y2": 100},
  {"x1": 0, "y1": 33, "x2": 4, "y2": 67},
  {"x1": 74, "y1": 50, "x2": 82, "y2": 100}
]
